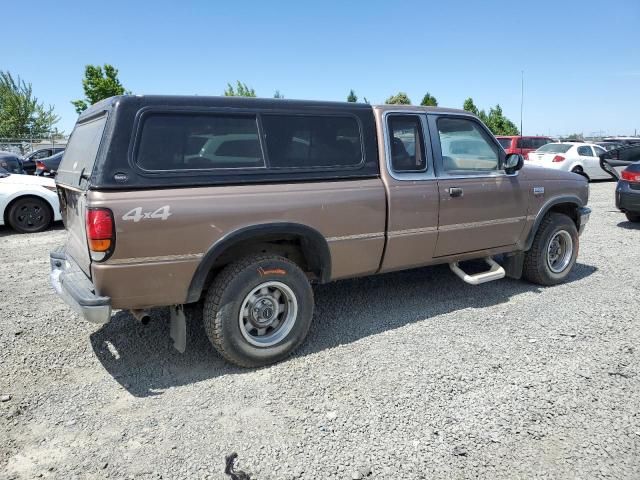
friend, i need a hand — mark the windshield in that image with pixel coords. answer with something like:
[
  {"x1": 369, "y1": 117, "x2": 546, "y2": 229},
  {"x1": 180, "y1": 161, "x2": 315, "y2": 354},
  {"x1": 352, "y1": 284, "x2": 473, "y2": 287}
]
[
  {"x1": 497, "y1": 138, "x2": 512, "y2": 149},
  {"x1": 536, "y1": 143, "x2": 572, "y2": 153}
]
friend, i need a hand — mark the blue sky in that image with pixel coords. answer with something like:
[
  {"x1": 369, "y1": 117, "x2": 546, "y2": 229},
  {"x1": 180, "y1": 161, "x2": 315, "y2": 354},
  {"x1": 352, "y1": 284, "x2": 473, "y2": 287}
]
[{"x1": 4, "y1": 0, "x2": 639, "y2": 136}]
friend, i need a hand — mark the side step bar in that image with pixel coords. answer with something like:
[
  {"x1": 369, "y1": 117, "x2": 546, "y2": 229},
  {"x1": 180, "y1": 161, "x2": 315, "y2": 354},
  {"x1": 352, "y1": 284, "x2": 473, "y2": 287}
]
[{"x1": 449, "y1": 257, "x2": 506, "y2": 285}]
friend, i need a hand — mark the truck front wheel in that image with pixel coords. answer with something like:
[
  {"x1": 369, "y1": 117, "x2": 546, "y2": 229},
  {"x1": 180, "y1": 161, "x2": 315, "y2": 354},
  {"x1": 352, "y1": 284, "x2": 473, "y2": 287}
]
[
  {"x1": 203, "y1": 254, "x2": 314, "y2": 367},
  {"x1": 523, "y1": 213, "x2": 579, "y2": 286}
]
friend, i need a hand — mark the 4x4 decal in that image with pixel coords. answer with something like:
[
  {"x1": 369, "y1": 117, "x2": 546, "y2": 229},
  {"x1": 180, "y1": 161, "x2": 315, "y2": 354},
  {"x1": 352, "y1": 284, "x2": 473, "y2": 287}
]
[{"x1": 122, "y1": 206, "x2": 172, "y2": 222}]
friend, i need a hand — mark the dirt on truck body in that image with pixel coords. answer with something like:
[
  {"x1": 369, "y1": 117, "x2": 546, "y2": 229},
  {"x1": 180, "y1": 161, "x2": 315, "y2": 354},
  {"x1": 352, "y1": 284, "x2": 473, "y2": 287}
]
[{"x1": 50, "y1": 95, "x2": 590, "y2": 367}]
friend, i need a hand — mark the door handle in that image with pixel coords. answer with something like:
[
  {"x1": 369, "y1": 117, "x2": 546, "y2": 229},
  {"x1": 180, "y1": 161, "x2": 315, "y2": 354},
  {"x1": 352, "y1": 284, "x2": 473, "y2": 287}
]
[{"x1": 449, "y1": 187, "x2": 463, "y2": 198}]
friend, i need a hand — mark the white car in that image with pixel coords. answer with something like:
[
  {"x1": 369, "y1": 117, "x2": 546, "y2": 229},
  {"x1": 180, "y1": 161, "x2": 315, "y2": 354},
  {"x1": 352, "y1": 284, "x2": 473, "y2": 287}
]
[
  {"x1": 0, "y1": 169, "x2": 61, "y2": 233},
  {"x1": 527, "y1": 142, "x2": 609, "y2": 181}
]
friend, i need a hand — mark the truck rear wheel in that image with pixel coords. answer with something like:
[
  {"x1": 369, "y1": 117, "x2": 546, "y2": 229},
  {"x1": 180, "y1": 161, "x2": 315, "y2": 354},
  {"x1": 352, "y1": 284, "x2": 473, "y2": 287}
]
[
  {"x1": 203, "y1": 254, "x2": 314, "y2": 367},
  {"x1": 523, "y1": 213, "x2": 578, "y2": 286}
]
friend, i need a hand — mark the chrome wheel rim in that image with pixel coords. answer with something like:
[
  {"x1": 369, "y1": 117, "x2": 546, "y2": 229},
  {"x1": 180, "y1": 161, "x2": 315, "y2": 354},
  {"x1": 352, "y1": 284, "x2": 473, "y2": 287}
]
[
  {"x1": 238, "y1": 281, "x2": 297, "y2": 347},
  {"x1": 547, "y1": 230, "x2": 573, "y2": 273}
]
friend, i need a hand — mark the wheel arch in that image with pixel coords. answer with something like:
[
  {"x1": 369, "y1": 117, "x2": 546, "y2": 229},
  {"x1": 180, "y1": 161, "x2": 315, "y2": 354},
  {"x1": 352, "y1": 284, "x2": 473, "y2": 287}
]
[
  {"x1": 3, "y1": 193, "x2": 55, "y2": 227},
  {"x1": 523, "y1": 196, "x2": 583, "y2": 251},
  {"x1": 186, "y1": 222, "x2": 332, "y2": 303}
]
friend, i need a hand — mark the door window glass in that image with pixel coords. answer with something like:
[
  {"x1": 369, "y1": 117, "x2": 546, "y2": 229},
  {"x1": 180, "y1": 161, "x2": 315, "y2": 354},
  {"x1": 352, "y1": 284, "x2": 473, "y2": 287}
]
[
  {"x1": 437, "y1": 117, "x2": 499, "y2": 173},
  {"x1": 577, "y1": 146, "x2": 593, "y2": 156},
  {"x1": 387, "y1": 115, "x2": 426, "y2": 172}
]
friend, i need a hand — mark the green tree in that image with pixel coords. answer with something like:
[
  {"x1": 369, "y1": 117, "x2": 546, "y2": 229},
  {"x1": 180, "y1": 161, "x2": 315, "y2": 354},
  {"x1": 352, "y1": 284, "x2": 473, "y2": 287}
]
[
  {"x1": 273, "y1": 90, "x2": 284, "y2": 99},
  {"x1": 463, "y1": 98, "x2": 518, "y2": 135},
  {"x1": 0, "y1": 71, "x2": 59, "y2": 138},
  {"x1": 72, "y1": 64, "x2": 128, "y2": 114},
  {"x1": 347, "y1": 89, "x2": 358, "y2": 102},
  {"x1": 385, "y1": 92, "x2": 411, "y2": 105},
  {"x1": 485, "y1": 105, "x2": 519, "y2": 135},
  {"x1": 420, "y1": 92, "x2": 438, "y2": 106},
  {"x1": 224, "y1": 81, "x2": 256, "y2": 97},
  {"x1": 463, "y1": 97, "x2": 480, "y2": 116}
]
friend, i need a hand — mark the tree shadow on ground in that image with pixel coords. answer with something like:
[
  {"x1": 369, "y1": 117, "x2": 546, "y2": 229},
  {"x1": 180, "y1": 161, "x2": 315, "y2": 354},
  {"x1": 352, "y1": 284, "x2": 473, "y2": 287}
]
[{"x1": 90, "y1": 262, "x2": 597, "y2": 397}]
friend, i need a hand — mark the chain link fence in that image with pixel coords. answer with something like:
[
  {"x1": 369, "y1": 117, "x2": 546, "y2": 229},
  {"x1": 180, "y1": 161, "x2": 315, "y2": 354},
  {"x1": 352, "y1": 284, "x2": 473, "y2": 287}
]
[{"x1": 0, "y1": 135, "x2": 68, "y2": 156}]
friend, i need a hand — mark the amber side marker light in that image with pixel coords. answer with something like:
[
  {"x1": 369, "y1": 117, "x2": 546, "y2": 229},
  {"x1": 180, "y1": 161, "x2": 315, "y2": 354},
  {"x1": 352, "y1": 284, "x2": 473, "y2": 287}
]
[{"x1": 86, "y1": 208, "x2": 114, "y2": 260}]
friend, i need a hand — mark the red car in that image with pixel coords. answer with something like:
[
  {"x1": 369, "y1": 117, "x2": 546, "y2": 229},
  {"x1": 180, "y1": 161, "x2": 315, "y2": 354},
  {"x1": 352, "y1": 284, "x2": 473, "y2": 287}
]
[{"x1": 496, "y1": 136, "x2": 554, "y2": 159}]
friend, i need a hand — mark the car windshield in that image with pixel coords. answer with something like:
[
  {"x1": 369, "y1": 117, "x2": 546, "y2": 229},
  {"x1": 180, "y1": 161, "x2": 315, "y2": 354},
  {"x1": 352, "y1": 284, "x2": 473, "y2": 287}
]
[
  {"x1": 537, "y1": 143, "x2": 572, "y2": 153},
  {"x1": 497, "y1": 138, "x2": 512, "y2": 149}
]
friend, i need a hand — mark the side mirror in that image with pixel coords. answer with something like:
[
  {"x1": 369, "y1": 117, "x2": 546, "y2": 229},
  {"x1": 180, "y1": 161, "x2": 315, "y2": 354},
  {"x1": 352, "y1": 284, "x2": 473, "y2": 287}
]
[{"x1": 504, "y1": 153, "x2": 524, "y2": 174}]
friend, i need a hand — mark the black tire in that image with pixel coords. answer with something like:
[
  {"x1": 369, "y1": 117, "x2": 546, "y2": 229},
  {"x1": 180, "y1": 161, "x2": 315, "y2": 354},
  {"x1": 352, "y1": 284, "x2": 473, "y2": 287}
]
[
  {"x1": 523, "y1": 213, "x2": 579, "y2": 286},
  {"x1": 625, "y1": 212, "x2": 640, "y2": 223},
  {"x1": 571, "y1": 167, "x2": 589, "y2": 181},
  {"x1": 7, "y1": 196, "x2": 52, "y2": 233},
  {"x1": 203, "y1": 254, "x2": 314, "y2": 368}
]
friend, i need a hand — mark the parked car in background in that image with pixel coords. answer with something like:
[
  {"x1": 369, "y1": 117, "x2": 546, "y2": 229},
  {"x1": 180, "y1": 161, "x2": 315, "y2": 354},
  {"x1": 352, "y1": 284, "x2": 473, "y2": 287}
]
[
  {"x1": 599, "y1": 143, "x2": 640, "y2": 179},
  {"x1": 35, "y1": 151, "x2": 64, "y2": 176},
  {"x1": 596, "y1": 141, "x2": 624, "y2": 151},
  {"x1": 0, "y1": 169, "x2": 61, "y2": 233},
  {"x1": 613, "y1": 162, "x2": 640, "y2": 222},
  {"x1": 602, "y1": 137, "x2": 640, "y2": 146},
  {"x1": 0, "y1": 152, "x2": 25, "y2": 174},
  {"x1": 496, "y1": 136, "x2": 553, "y2": 159},
  {"x1": 528, "y1": 142, "x2": 609, "y2": 180},
  {"x1": 22, "y1": 147, "x2": 65, "y2": 175}
]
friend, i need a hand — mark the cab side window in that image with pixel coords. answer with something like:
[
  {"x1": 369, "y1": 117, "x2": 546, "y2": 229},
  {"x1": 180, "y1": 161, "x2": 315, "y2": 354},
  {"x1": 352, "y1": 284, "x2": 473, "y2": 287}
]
[
  {"x1": 437, "y1": 117, "x2": 499, "y2": 173},
  {"x1": 387, "y1": 115, "x2": 426, "y2": 172}
]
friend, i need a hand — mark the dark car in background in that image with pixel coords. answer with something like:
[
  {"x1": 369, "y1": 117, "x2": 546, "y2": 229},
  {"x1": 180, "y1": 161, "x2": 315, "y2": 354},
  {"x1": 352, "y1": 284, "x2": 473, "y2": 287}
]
[
  {"x1": 599, "y1": 144, "x2": 640, "y2": 223},
  {"x1": 599, "y1": 143, "x2": 640, "y2": 179},
  {"x1": 596, "y1": 141, "x2": 624, "y2": 151},
  {"x1": 615, "y1": 163, "x2": 640, "y2": 222},
  {"x1": 602, "y1": 137, "x2": 640, "y2": 146},
  {"x1": 0, "y1": 152, "x2": 25, "y2": 174},
  {"x1": 35, "y1": 151, "x2": 64, "y2": 176},
  {"x1": 496, "y1": 136, "x2": 554, "y2": 159},
  {"x1": 22, "y1": 147, "x2": 65, "y2": 175}
]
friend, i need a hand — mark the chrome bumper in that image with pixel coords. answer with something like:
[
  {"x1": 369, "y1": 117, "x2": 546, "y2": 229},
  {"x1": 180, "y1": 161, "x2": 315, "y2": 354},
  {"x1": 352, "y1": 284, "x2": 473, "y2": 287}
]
[
  {"x1": 578, "y1": 207, "x2": 591, "y2": 234},
  {"x1": 49, "y1": 248, "x2": 112, "y2": 324}
]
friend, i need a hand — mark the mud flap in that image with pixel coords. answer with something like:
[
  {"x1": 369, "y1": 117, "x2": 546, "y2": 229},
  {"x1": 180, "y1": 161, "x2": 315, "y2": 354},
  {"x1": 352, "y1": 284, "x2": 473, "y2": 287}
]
[
  {"x1": 169, "y1": 305, "x2": 186, "y2": 353},
  {"x1": 503, "y1": 252, "x2": 524, "y2": 279}
]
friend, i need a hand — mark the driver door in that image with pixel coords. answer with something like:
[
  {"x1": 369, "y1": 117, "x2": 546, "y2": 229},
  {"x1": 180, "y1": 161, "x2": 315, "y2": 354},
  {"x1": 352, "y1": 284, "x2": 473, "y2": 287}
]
[{"x1": 429, "y1": 115, "x2": 529, "y2": 257}]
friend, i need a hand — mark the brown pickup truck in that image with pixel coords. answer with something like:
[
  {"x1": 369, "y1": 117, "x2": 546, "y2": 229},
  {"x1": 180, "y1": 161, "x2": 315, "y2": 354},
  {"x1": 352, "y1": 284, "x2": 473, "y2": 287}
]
[{"x1": 50, "y1": 96, "x2": 590, "y2": 367}]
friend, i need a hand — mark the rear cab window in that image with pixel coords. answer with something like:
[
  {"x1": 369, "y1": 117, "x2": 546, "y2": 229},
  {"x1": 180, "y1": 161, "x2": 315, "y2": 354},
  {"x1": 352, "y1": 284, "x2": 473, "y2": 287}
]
[{"x1": 57, "y1": 115, "x2": 108, "y2": 187}]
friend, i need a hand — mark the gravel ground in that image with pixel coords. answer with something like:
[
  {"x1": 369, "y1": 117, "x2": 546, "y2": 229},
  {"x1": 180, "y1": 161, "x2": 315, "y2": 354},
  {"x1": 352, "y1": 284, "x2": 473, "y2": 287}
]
[{"x1": 1, "y1": 181, "x2": 639, "y2": 479}]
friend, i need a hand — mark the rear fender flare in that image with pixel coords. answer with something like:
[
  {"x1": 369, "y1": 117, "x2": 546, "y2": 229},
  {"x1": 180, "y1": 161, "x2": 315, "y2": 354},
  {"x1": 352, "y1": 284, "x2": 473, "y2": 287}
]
[{"x1": 186, "y1": 222, "x2": 331, "y2": 303}]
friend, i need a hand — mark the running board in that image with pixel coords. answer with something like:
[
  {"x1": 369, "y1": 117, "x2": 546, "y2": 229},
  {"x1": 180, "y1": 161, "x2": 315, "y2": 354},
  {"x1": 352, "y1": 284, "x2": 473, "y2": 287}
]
[{"x1": 449, "y1": 257, "x2": 506, "y2": 285}]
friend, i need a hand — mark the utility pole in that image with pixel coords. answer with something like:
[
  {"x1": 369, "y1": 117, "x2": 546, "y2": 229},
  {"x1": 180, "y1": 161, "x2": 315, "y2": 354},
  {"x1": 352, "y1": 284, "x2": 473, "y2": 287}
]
[{"x1": 520, "y1": 71, "x2": 524, "y2": 136}]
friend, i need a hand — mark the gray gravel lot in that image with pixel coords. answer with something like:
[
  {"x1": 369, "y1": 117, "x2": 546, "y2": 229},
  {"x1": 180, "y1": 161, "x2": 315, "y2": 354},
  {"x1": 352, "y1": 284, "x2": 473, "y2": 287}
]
[{"x1": 1, "y1": 181, "x2": 639, "y2": 479}]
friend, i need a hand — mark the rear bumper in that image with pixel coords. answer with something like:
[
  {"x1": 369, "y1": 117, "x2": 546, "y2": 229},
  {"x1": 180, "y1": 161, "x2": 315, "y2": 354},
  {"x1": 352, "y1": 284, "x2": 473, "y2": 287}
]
[
  {"x1": 616, "y1": 181, "x2": 640, "y2": 213},
  {"x1": 578, "y1": 206, "x2": 591, "y2": 234},
  {"x1": 49, "y1": 248, "x2": 112, "y2": 324}
]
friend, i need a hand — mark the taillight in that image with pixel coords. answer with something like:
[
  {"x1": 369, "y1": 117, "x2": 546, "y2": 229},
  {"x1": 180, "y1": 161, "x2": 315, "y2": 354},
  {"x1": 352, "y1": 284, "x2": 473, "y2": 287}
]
[
  {"x1": 621, "y1": 169, "x2": 640, "y2": 183},
  {"x1": 552, "y1": 155, "x2": 565, "y2": 163},
  {"x1": 36, "y1": 160, "x2": 46, "y2": 169},
  {"x1": 86, "y1": 208, "x2": 114, "y2": 261}
]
